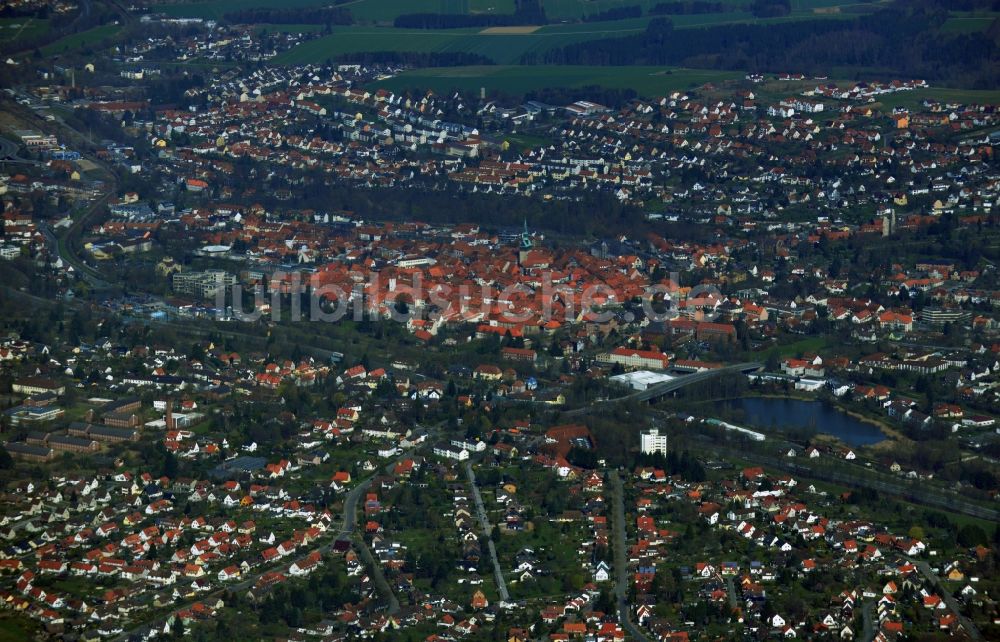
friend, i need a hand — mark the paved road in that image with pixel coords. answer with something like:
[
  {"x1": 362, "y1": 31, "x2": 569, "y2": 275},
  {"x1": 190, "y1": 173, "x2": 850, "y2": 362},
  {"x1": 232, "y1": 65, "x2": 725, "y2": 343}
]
[
  {"x1": 464, "y1": 461, "x2": 509, "y2": 603},
  {"x1": 48, "y1": 188, "x2": 115, "y2": 290},
  {"x1": 724, "y1": 576, "x2": 738, "y2": 611},
  {"x1": 912, "y1": 560, "x2": 982, "y2": 640},
  {"x1": 37, "y1": 221, "x2": 109, "y2": 290},
  {"x1": 8, "y1": 96, "x2": 119, "y2": 289},
  {"x1": 610, "y1": 471, "x2": 653, "y2": 642},
  {"x1": 0, "y1": 135, "x2": 39, "y2": 166},
  {"x1": 341, "y1": 462, "x2": 400, "y2": 616},
  {"x1": 858, "y1": 599, "x2": 875, "y2": 642}
]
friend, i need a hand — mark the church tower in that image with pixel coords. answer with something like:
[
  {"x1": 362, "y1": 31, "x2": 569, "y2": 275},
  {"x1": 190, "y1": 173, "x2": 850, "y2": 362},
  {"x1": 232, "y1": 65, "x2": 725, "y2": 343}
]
[{"x1": 518, "y1": 220, "x2": 533, "y2": 266}]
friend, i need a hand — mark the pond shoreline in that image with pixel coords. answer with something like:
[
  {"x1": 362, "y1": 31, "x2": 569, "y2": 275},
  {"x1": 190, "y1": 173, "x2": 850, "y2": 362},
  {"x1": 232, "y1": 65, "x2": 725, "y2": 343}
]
[{"x1": 678, "y1": 394, "x2": 905, "y2": 447}]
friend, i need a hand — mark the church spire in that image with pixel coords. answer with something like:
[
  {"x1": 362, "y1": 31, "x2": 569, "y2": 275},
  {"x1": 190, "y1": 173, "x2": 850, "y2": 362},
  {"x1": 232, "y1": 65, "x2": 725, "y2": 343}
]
[{"x1": 520, "y1": 219, "x2": 533, "y2": 251}]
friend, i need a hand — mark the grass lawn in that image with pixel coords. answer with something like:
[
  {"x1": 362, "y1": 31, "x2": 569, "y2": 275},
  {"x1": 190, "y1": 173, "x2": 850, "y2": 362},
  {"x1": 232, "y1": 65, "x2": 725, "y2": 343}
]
[
  {"x1": 0, "y1": 17, "x2": 49, "y2": 46},
  {"x1": 41, "y1": 23, "x2": 120, "y2": 56},
  {"x1": 874, "y1": 87, "x2": 1000, "y2": 110},
  {"x1": 0, "y1": 615, "x2": 38, "y2": 642},
  {"x1": 940, "y1": 10, "x2": 999, "y2": 34},
  {"x1": 754, "y1": 336, "x2": 828, "y2": 360},
  {"x1": 375, "y1": 65, "x2": 741, "y2": 97},
  {"x1": 504, "y1": 132, "x2": 555, "y2": 150}
]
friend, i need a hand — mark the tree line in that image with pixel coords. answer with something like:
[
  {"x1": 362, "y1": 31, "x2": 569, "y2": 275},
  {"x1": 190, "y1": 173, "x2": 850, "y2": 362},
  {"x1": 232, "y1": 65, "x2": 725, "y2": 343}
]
[
  {"x1": 583, "y1": 5, "x2": 642, "y2": 22},
  {"x1": 333, "y1": 51, "x2": 494, "y2": 67},
  {"x1": 222, "y1": 7, "x2": 353, "y2": 25},
  {"x1": 649, "y1": 1, "x2": 727, "y2": 15},
  {"x1": 525, "y1": 1, "x2": 999, "y2": 89}
]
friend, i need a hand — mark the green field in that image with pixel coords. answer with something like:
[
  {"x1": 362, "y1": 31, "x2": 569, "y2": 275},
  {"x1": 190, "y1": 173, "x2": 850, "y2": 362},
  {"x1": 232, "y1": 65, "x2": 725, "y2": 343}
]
[
  {"x1": 272, "y1": 24, "x2": 657, "y2": 65},
  {"x1": 0, "y1": 17, "x2": 50, "y2": 46},
  {"x1": 940, "y1": 11, "x2": 999, "y2": 34},
  {"x1": 160, "y1": 0, "x2": 869, "y2": 67},
  {"x1": 273, "y1": 4, "x2": 860, "y2": 66},
  {"x1": 874, "y1": 87, "x2": 1000, "y2": 110},
  {"x1": 375, "y1": 64, "x2": 741, "y2": 97},
  {"x1": 41, "y1": 23, "x2": 121, "y2": 56},
  {"x1": 0, "y1": 615, "x2": 37, "y2": 642}
]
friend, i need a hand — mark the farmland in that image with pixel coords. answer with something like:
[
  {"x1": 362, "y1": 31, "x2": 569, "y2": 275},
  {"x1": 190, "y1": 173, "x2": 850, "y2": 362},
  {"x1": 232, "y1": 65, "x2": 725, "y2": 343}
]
[
  {"x1": 271, "y1": 6, "x2": 861, "y2": 66},
  {"x1": 160, "y1": 0, "x2": 875, "y2": 69},
  {"x1": 374, "y1": 64, "x2": 741, "y2": 98},
  {"x1": 272, "y1": 24, "x2": 652, "y2": 66},
  {"x1": 940, "y1": 11, "x2": 1000, "y2": 34},
  {"x1": 156, "y1": 0, "x2": 868, "y2": 24},
  {"x1": 157, "y1": 0, "x2": 459, "y2": 22}
]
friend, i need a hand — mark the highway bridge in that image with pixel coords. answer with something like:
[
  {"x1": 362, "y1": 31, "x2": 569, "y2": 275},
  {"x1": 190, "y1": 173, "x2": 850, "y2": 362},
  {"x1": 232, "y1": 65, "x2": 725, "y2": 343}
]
[{"x1": 565, "y1": 362, "x2": 762, "y2": 416}]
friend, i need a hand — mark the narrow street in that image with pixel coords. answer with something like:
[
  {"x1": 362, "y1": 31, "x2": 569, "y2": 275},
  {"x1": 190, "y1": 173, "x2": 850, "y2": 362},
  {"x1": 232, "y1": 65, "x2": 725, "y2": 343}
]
[
  {"x1": 724, "y1": 576, "x2": 738, "y2": 611},
  {"x1": 858, "y1": 599, "x2": 875, "y2": 642},
  {"x1": 464, "y1": 461, "x2": 510, "y2": 603},
  {"x1": 912, "y1": 559, "x2": 982, "y2": 640},
  {"x1": 610, "y1": 470, "x2": 653, "y2": 642}
]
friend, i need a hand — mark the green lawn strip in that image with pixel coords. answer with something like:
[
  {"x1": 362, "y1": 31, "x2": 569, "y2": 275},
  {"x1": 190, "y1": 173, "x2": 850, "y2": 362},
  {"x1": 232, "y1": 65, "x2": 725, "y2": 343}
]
[{"x1": 40, "y1": 23, "x2": 121, "y2": 56}]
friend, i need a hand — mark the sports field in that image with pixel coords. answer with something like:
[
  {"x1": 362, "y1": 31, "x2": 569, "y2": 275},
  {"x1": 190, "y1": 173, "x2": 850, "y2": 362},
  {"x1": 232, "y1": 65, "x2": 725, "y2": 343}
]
[{"x1": 375, "y1": 65, "x2": 741, "y2": 98}]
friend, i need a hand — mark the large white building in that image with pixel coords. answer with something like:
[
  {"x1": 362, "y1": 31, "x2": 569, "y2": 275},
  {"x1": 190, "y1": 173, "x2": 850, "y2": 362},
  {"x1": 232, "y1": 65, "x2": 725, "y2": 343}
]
[
  {"x1": 640, "y1": 428, "x2": 668, "y2": 456},
  {"x1": 610, "y1": 370, "x2": 674, "y2": 391},
  {"x1": 433, "y1": 442, "x2": 469, "y2": 461}
]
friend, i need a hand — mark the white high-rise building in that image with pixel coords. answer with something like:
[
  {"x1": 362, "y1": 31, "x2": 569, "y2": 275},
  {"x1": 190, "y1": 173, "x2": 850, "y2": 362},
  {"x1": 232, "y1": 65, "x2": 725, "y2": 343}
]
[{"x1": 640, "y1": 428, "x2": 668, "y2": 456}]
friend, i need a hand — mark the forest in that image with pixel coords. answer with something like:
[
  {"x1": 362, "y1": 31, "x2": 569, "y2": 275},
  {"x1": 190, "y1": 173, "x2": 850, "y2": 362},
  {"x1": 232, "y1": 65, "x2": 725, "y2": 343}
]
[
  {"x1": 527, "y1": 0, "x2": 1000, "y2": 89},
  {"x1": 221, "y1": 7, "x2": 353, "y2": 25},
  {"x1": 648, "y1": 1, "x2": 727, "y2": 15},
  {"x1": 582, "y1": 5, "x2": 643, "y2": 22}
]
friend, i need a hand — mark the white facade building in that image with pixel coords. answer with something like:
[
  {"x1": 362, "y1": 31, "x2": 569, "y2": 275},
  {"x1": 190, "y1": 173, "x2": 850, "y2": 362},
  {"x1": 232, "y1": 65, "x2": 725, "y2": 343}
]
[{"x1": 640, "y1": 428, "x2": 668, "y2": 456}]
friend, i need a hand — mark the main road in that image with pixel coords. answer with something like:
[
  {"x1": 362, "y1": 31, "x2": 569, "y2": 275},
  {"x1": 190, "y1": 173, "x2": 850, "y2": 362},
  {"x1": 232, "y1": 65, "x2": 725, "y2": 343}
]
[{"x1": 0, "y1": 136, "x2": 39, "y2": 165}]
